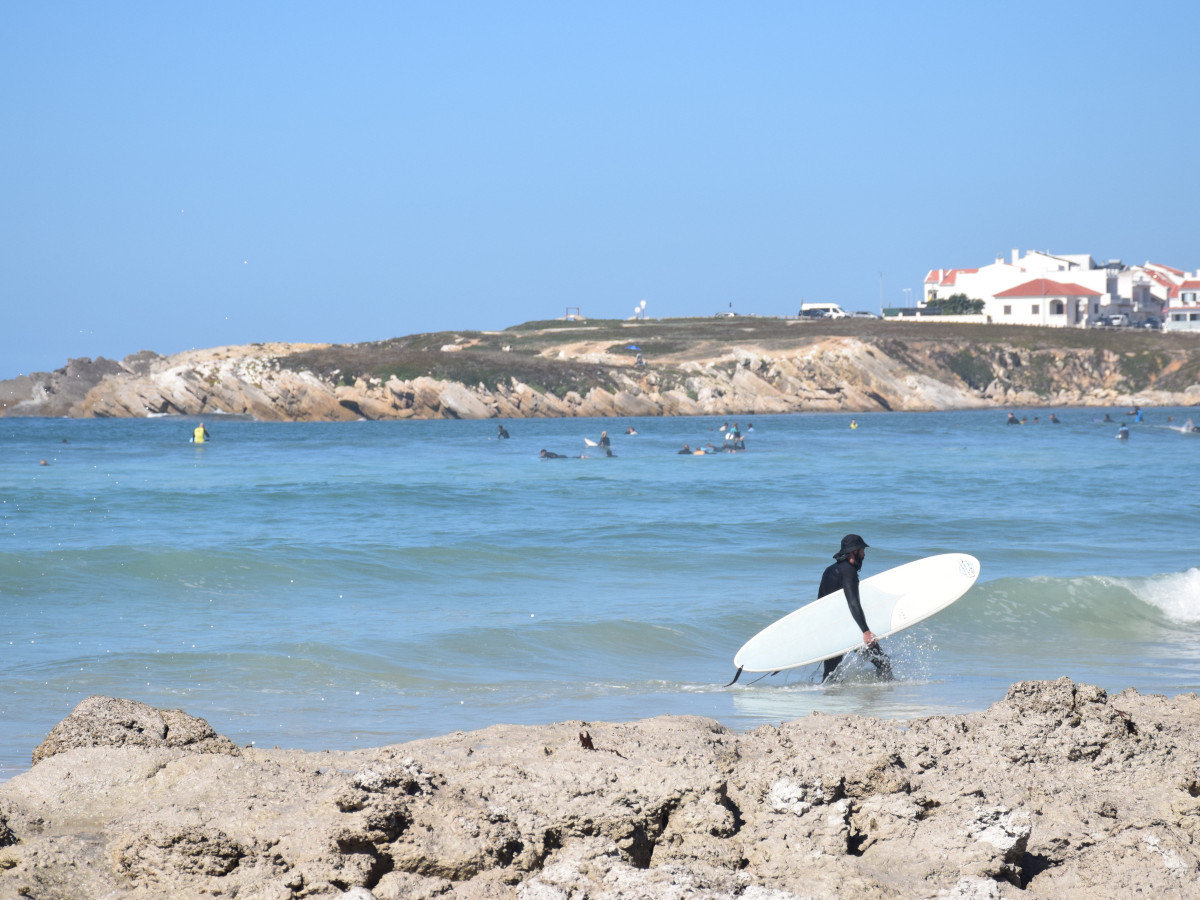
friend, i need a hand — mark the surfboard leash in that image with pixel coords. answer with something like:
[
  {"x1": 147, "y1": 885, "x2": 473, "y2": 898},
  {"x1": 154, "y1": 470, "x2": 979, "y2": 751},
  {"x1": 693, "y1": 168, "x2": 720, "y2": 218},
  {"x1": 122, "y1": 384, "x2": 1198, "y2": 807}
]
[{"x1": 724, "y1": 667, "x2": 779, "y2": 687}]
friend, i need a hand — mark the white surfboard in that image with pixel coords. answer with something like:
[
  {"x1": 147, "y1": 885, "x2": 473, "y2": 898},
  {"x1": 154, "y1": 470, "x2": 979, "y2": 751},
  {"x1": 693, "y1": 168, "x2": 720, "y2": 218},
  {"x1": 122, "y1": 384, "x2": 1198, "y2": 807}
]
[
  {"x1": 584, "y1": 438, "x2": 598, "y2": 447},
  {"x1": 733, "y1": 553, "x2": 980, "y2": 674}
]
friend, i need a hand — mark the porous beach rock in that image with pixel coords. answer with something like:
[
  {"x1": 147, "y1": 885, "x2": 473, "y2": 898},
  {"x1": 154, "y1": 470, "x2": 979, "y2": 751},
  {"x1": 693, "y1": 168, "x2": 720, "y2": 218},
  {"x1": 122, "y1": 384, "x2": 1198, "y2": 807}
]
[
  {"x1": 3, "y1": 679, "x2": 1200, "y2": 899},
  {"x1": 31, "y1": 695, "x2": 241, "y2": 764}
]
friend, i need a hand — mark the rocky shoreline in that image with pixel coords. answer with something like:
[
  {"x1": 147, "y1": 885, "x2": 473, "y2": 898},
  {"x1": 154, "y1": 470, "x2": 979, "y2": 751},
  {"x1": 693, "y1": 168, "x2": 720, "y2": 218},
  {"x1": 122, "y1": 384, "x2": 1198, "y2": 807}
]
[
  {"x1": 2, "y1": 679, "x2": 1198, "y2": 898},
  {"x1": 4, "y1": 320, "x2": 1199, "y2": 420}
]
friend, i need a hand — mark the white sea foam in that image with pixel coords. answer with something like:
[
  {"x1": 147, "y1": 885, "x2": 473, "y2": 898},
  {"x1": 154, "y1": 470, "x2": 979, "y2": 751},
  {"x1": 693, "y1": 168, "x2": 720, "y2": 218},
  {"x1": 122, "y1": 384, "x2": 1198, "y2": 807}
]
[{"x1": 1119, "y1": 569, "x2": 1200, "y2": 624}]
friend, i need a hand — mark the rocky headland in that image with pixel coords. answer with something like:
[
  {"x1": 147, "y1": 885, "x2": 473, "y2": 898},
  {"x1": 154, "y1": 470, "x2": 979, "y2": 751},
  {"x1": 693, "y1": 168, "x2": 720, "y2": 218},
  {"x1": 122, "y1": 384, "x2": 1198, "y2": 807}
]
[
  {"x1": 3, "y1": 319, "x2": 1199, "y2": 420},
  {"x1": 1, "y1": 679, "x2": 1198, "y2": 898}
]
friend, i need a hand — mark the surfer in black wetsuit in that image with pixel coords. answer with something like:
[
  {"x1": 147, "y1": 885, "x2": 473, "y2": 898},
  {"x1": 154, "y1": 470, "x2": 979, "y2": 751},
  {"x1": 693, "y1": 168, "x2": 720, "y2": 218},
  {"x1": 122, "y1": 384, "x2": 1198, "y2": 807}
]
[
  {"x1": 819, "y1": 534, "x2": 892, "y2": 682},
  {"x1": 540, "y1": 449, "x2": 569, "y2": 458}
]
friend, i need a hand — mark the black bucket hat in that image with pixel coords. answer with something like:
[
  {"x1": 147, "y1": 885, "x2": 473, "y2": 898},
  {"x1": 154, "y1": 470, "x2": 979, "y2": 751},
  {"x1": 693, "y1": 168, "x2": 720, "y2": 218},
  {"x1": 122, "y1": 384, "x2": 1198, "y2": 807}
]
[{"x1": 834, "y1": 534, "x2": 869, "y2": 559}]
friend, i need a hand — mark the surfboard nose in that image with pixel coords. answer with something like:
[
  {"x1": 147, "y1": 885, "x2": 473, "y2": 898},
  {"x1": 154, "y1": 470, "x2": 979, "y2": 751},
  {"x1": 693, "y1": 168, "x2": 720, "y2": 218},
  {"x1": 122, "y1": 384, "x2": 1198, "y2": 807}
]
[{"x1": 889, "y1": 554, "x2": 980, "y2": 632}]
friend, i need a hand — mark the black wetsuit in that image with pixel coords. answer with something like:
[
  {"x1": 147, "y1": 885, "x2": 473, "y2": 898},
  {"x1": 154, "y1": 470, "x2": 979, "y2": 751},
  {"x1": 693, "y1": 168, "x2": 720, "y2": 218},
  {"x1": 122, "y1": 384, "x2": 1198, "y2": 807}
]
[{"x1": 818, "y1": 557, "x2": 891, "y2": 681}]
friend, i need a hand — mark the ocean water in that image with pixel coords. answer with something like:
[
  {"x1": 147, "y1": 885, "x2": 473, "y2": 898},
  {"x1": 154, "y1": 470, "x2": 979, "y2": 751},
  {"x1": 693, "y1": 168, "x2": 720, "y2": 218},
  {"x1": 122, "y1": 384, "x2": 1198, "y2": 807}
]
[{"x1": 3, "y1": 408, "x2": 1199, "y2": 780}]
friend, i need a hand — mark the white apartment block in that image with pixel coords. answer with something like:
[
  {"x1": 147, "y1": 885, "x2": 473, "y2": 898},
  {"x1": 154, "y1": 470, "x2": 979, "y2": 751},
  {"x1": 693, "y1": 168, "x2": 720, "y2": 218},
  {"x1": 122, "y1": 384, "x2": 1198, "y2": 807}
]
[
  {"x1": 1167, "y1": 278, "x2": 1200, "y2": 332},
  {"x1": 922, "y1": 249, "x2": 1200, "y2": 332}
]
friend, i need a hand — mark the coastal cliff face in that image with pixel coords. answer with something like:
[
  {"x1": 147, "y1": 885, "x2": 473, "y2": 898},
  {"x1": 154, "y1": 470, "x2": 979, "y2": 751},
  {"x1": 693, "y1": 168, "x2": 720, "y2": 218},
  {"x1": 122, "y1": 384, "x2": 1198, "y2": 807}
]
[
  {"x1": 2, "y1": 680, "x2": 1199, "y2": 898},
  {"x1": 3, "y1": 321, "x2": 1198, "y2": 420}
]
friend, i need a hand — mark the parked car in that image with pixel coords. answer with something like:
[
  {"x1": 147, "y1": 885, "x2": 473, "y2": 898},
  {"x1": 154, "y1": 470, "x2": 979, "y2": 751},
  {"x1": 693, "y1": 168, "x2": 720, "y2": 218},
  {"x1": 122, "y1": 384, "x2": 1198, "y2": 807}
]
[
  {"x1": 800, "y1": 303, "x2": 848, "y2": 318},
  {"x1": 799, "y1": 308, "x2": 829, "y2": 319},
  {"x1": 714, "y1": 311, "x2": 737, "y2": 318},
  {"x1": 851, "y1": 311, "x2": 880, "y2": 318},
  {"x1": 1140, "y1": 317, "x2": 1161, "y2": 330},
  {"x1": 1108, "y1": 314, "x2": 1130, "y2": 328}
]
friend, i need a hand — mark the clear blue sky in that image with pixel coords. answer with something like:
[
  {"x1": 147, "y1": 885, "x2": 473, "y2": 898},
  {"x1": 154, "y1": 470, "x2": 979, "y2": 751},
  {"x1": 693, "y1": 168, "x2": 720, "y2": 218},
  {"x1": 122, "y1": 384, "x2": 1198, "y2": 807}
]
[{"x1": 4, "y1": 1, "x2": 1198, "y2": 377}]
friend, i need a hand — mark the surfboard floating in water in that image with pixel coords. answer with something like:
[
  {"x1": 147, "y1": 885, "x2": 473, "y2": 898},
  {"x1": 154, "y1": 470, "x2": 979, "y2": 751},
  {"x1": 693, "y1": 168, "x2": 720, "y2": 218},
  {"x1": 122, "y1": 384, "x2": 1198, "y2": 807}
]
[{"x1": 731, "y1": 553, "x2": 980, "y2": 677}]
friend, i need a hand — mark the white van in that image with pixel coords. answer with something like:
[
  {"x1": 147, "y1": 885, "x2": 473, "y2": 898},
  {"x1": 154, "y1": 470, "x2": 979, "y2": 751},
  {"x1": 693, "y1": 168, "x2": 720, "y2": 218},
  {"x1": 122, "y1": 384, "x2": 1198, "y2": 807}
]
[{"x1": 800, "y1": 302, "x2": 848, "y2": 319}]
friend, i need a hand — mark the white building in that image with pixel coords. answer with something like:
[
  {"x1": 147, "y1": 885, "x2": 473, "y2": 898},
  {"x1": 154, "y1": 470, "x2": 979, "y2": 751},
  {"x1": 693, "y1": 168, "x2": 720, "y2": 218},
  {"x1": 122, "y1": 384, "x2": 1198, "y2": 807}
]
[
  {"x1": 922, "y1": 249, "x2": 1189, "y2": 327},
  {"x1": 1120, "y1": 262, "x2": 1177, "y2": 309},
  {"x1": 991, "y1": 278, "x2": 1100, "y2": 327},
  {"x1": 1164, "y1": 278, "x2": 1200, "y2": 333}
]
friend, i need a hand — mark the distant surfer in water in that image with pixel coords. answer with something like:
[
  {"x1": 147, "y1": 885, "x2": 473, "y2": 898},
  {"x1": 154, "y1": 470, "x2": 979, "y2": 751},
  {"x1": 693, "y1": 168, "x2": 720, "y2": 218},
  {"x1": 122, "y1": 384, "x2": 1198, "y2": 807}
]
[
  {"x1": 192, "y1": 423, "x2": 210, "y2": 443},
  {"x1": 497, "y1": 424, "x2": 510, "y2": 439},
  {"x1": 598, "y1": 430, "x2": 610, "y2": 449},
  {"x1": 819, "y1": 534, "x2": 892, "y2": 682}
]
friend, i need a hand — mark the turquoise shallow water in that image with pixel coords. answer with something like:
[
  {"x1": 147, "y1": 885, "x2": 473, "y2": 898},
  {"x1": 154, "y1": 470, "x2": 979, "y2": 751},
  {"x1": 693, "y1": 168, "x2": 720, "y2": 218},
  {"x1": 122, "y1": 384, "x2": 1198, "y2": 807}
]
[{"x1": 3, "y1": 409, "x2": 1199, "y2": 780}]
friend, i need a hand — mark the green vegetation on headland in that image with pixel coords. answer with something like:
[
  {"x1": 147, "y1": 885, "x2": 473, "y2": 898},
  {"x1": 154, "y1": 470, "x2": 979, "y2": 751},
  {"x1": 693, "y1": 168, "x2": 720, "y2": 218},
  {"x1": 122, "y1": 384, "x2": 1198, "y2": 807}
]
[
  {"x1": 2, "y1": 317, "x2": 1198, "y2": 419},
  {"x1": 285, "y1": 317, "x2": 1200, "y2": 396}
]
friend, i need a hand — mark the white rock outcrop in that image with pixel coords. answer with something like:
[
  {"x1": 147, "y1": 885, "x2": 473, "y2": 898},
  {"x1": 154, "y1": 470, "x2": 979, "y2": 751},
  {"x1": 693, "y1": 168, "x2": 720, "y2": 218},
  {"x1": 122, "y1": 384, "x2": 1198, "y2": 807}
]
[{"x1": 3, "y1": 334, "x2": 1197, "y2": 421}]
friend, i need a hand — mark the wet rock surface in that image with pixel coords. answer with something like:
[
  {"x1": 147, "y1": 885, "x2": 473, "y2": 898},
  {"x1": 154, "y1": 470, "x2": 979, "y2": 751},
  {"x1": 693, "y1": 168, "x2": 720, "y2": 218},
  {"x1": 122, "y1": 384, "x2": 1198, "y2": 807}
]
[{"x1": 2, "y1": 679, "x2": 1199, "y2": 898}]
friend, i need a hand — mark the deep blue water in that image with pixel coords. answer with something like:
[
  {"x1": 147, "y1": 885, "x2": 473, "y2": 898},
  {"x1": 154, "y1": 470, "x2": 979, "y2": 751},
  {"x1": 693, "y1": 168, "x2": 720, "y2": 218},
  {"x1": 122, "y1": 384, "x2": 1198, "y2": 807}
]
[{"x1": 3, "y1": 408, "x2": 1199, "y2": 780}]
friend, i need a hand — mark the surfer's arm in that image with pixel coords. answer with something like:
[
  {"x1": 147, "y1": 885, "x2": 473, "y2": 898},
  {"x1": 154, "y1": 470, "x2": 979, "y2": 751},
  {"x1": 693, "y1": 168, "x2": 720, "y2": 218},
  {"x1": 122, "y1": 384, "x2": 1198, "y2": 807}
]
[{"x1": 843, "y1": 576, "x2": 873, "y2": 639}]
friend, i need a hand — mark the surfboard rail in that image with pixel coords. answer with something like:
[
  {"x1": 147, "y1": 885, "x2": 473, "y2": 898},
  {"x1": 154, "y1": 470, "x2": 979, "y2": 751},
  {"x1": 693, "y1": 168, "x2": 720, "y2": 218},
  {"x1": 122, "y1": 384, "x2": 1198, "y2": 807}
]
[{"x1": 733, "y1": 553, "x2": 980, "y2": 673}]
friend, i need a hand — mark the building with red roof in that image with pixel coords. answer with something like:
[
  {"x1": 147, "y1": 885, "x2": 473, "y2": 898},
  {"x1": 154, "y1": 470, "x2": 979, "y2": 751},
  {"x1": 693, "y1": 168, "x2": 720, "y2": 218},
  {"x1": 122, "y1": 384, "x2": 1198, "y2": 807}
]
[
  {"x1": 1164, "y1": 279, "x2": 1200, "y2": 333},
  {"x1": 918, "y1": 248, "x2": 1192, "y2": 328},
  {"x1": 991, "y1": 279, "x2": 1101, "y2": 327}
]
